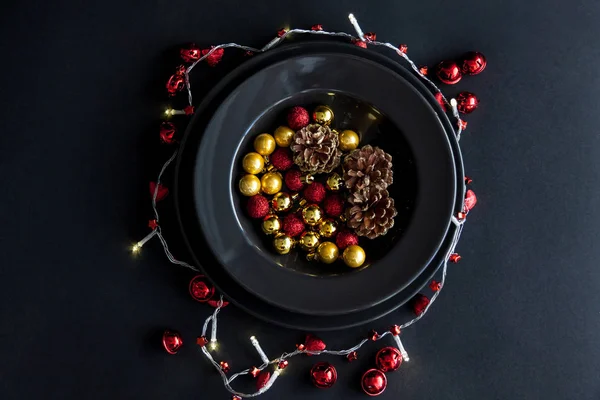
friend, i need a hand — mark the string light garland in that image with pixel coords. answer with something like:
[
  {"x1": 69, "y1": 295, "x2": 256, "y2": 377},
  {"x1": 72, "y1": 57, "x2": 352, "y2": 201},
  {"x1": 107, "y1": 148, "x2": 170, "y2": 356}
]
[{"x1": 133, "y1": 13, "x2": 481, "y2": 398}]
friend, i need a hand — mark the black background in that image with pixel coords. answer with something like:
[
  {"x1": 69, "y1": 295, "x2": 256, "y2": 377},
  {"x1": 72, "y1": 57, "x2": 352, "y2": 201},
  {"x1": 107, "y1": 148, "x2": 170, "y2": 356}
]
[{"x1": 2, "y1": 1, "x2": 600, "y2": 399}]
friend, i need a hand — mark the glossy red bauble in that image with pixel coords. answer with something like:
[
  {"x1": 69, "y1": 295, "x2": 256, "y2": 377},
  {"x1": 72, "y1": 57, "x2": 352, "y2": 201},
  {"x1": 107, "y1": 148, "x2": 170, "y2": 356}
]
[
  {"x1": 166, "y1": 66, "x2": 186, "y2": 96},
  {"x1": 270, "y1": 148, "x2": 293, "y2": 171},
  {"x1": 304, "y1": 334, "x2": 326, "y2": 353},
  {"x1": 256, "y1": 371, "x2": 271, "y2": 390},
  {"x1": 361, "y1": 369, "x2": 387, "y2": 396},
  {"x1": 247, "y1": 195, "x2": 270, "y2": 219},
  {"x1": 303, "y1": 182, "x2": 326, "y2": 203},
  {"x1": 435, "y1": 60, "x2": 462, "y2": 85},
  {"x1": 310, "y1": 362, "x2": 337, "y2": 389},
  {"x1": 323, "y1": 194, "x2": 344, "y2": 217},
  {"x1": 162, "y1": 330, "x2": 183, "y2": 354},
  {"x1": 189, "y1": 275, "x2": 215, "y2": 303},
  {"x1": 435, "y1": 92, "x2": 447, "y2": 111},
  {"x1": 456, "y1": 92, "x2": 479, "y2": 114},
  {"x1": 287, "y1": 106, "x2": 310, "y2": 130},
  {"x1": 375, "y1": 346, "x2": 403, "y2": 372},
  {"x1": 460, "y1": 51, "x2": 487, "y2": 75},
  {"x1": 282, "y1": 213, "x2": 305, "y2": 237},
  {"x1": 201, "y1": 47, "x2": 224, "y2": 67}
]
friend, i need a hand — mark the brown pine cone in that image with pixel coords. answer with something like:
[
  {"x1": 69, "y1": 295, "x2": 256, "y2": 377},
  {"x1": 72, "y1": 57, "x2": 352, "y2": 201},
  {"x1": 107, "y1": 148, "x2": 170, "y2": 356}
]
[
  {"x1": 347, "y1": 188, "x2": 397, "y2": 239},
  {"x1": 291, "y1": 124, "x2": 342, "y2": 174},
  {"x1": 343, "y1": 145, "x2": 393, "y2": 192}
]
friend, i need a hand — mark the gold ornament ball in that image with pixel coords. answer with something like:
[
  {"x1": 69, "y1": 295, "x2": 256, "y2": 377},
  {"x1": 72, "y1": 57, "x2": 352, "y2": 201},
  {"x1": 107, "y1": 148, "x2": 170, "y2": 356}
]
[
  {"x1": 242, "y1": 152, "x2": 265, "y2": 174},
  {"x1": 339, "y1": 130, "x2": 360, "y2": 151},
  {"x1": 317, "y1": 241, "x2": 339, "y2": 264},
  {"x1": 273, "y1": 234, "x2": 294, "y2": 255},
  {"x1": 302, "y1": 204, "x2": 323, "y2": 226},
  {"x1": 318, "y1": 219, "x2": 338, "y2": 238},
  {"x1": 326, "y1": 172, "x2": 343, "y2": 192},
  {"x1": 239, "y1": 174, "x2": 261, "y2": 196},
  {"x1": 254, "y1": 133, "x2": 276, "y2": 156},
  {"x1": 272, "y1": 192, "x2": 294, "y2": 213},
  {"x1": 313, "y1": 105, "x2": 334, "y2": 126},
  {"x1": 262, "y1": 215, "x2": 281, "y2": 235},
  {"x1": 273, "y1": 126, "x2": 295, "y2": 147},
  {"x1": 298, "y1": 231, "x2": 320, "y2": 252},
  {"x1": 261, "y1": 172, "x2": 283, "y2": 195},
  {"x1": 342, "y1": 245, "x2": 366, "y2": 268}
]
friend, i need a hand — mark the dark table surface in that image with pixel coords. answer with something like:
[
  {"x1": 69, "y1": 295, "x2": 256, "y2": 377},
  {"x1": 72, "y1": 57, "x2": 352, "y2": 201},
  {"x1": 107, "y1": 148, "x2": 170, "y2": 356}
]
[{"x1": 2, "y1": 1, "x2": 600, "y2": 399}]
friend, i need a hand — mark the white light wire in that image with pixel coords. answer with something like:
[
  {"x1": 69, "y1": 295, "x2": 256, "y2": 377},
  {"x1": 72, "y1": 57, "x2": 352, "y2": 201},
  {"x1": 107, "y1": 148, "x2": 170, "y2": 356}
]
[{"x1": 135, "y1": 13, "x2": 471, "y2": 399}]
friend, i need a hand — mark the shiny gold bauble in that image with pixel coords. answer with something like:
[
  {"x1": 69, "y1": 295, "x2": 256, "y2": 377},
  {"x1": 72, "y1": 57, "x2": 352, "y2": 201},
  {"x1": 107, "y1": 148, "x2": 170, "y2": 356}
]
[
  {"x1": 317, "y1": 241, "x2": 339, "y2": 264},
  {"x1": 254, "y1": 133, "x2": 276, "y2": 156},
  {"x1": 272, "y1": 192, "x2": 295, "y2": 213},
  {"x1": 325, "y1": 172, "x2": 343, "y2": 192},
  {"x1": 302, "y1": 204, "x2": 323, "y2": 226},
  {"x1": 342, "y1": 245, "x2": 366, "y2": 268},
  {"x1": 318, "y1": 219, "x2": 338, "y2": 238},
  {"x1": 298, "y1": 231, "x2": 320, "y2": 252},
  {"x1": 242, "y1": 152, "x2": 265, "y2": 174},
  {"x1": 273, "y1": 126, "x2": 295, "y2": 147},
  {"x1": 339, "y1": 130, "x2": 360, "y2": 151},
  {"x1": 273, "y1": 234, "x2": 294, "y2": 255},
  {"x1": 239, "y1": 174, "x2": 261, "y2": 196},
  {"x1": 313, "y1": 105, "x2": 334, "y2": 126},
  {"x1": 262, "y1": 214, "x2": 281, "y2": 235},
  {"x1": 261, "y1": 172, "x2": 283, "y2": 195}
]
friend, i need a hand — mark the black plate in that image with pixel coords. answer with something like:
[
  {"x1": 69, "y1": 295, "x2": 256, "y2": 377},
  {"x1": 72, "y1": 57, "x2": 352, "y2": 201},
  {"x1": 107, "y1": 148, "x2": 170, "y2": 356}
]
[
  {"x1": 175, "y1": 42, "x2": 464, "y2": 329},
  {"x1": 193, "y1": 53, "x2": 455, "y2": 315}
]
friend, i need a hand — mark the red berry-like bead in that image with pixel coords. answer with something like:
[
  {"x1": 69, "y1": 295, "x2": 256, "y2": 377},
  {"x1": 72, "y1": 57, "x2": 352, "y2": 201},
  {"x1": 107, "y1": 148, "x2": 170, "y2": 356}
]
[
  {"x1": 347, "y1": 351, "x2": 358, "y2": 362},
  {"x1": 304, "y1": 182, "x2": 326, "y2": 203},
  {"x1": 220, "y1": 361, "x2": 230, "y2": 373},
  {"x1": 278, "y1": 360, "x2": 288, "y2": 369},
  {"x1": 287, "y1": 106, "x2": 309, "y2": 130},
  {"x1": 412, "y1": 293, "x2": 430, "y2": 316},
  {"x1": 449, "y1": 253, "x2": 462, "y2": 263},
  {"x1": 430, "y1": 280, "x2": 442, "y2": 291},
  {"x1": 336, "y1": 230, "x2": 359, "y2": 250},
  {"x1": 247, "y1": 195, "x2": 270, "y2": 219},
  {"x1": 390, "y1": 325, "x2": 401, "y2": 336},
  {"x1": 270, "y1": 148, "x2": 293, "y2": 171},
  {"x1": 323, "y1": 194, "x2": 344, "y2": 217}
]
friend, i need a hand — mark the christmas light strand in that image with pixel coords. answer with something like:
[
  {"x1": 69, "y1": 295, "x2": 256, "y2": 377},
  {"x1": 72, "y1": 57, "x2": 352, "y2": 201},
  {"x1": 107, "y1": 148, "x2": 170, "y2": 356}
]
[{"x1": 134, "y1": 13, "x2": 472, "y2": 399}]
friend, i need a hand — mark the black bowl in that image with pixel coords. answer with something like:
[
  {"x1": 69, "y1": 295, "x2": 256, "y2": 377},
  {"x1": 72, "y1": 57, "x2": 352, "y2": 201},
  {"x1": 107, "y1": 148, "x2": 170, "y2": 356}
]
[
  {"x1": 175, "y1": 41, "x2": 464, "y2": 329},
  {"x1": 192, "y1": 52, "x2": 456, "y2": 315}
]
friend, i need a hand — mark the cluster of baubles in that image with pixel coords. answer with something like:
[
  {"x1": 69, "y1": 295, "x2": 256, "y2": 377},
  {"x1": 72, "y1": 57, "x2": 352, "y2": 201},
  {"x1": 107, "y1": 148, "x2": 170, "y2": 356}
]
[{"x1": 237, "y1": 105, "x2": 394, "y2": 269}]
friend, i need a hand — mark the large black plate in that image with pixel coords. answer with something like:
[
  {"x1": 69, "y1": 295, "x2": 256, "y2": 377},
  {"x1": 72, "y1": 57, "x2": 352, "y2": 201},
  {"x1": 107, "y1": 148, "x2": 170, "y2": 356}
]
[{"x1": 175, "y1": 42, "x2": 464, "y2": 329}]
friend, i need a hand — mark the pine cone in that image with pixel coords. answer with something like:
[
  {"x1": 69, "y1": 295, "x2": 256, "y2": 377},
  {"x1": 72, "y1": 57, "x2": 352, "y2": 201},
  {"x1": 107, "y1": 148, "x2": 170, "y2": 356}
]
[
  {"x1": 343, "y1": 145, "x2": 393, "y2": 192},
  {"x1": 291, "y1": 124, "x2": 342, "y2": 174},
  {"x1": 347, "y1": 188, "x2": 397, "y2": 239}
]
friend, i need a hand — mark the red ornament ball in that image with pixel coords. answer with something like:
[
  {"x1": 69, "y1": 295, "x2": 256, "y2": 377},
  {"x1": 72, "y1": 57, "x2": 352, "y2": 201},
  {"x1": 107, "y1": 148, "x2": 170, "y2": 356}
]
[
  {"x1": 435, "y1": 60, "x2": 462, "y2": 85},
  {"x1": 303, "y1": 182, "x2": 326, "y2": 203},
  {"x1": 201, "y1": 47, "x2": 224, "y2": 67},
  {"x1": 287, "y1": 106, "x2": 310, "y2": 130},
  {"x1": 375, "y1": 346, "x2": 403, "y2": 372},
  {"x1": 336, "y1": 230, "x2": 359, "y2": 250},
  {"x1": 160, "y1": 122, "x2": 177, "y2": 144},
  {"x1": 361, "y1": 369, "x2": 387, "y2": 396},
  {"x1": 460, "y1": 51, "x2": 487, "y2": 75},
  {"x1": 270, "y1": 148, "x2": 293, "y2": 171},
  {"x1": 434, "y1": 92, "x2": 447, "y2": 111},
  {"x1": 456, "y1": 92, "x2": 479, "y2": 114},
  {"x1": 162, "y1": 330, "x2": 183, "y2": 354},
  {"x1": 247, "y1": 195, "x2": 270, "y2": 219},
  {"x1": 189, "y1": 275, "x2": 215, "y2": 303},
  {"x1": 180, "y1": 44, "x2": 201, "y2": 62},
  {"x1": 283, "y1": 213, "x2": 305, "y2": 237},
  {"x1": 166, "y1": 67, "x2": 185, "y2": 96},
  {"x1": 323, "y1": 194, "x2": 344, "y2": 217},
  {"x1": 256, "y1": 371, "x2": 271, "y2": 390},
  {"x1": 464, "y1": 189, "x2": 477, "y2": 212},
  {"x1": 285, "y1": 169, "x2": 304, "y2": 192},
  {"x1": 310, "y1": 362, "x2": 337, "y2": 389},
  {"x1": 412, "y1": 293, "x2": 430, "y2": 316}
]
